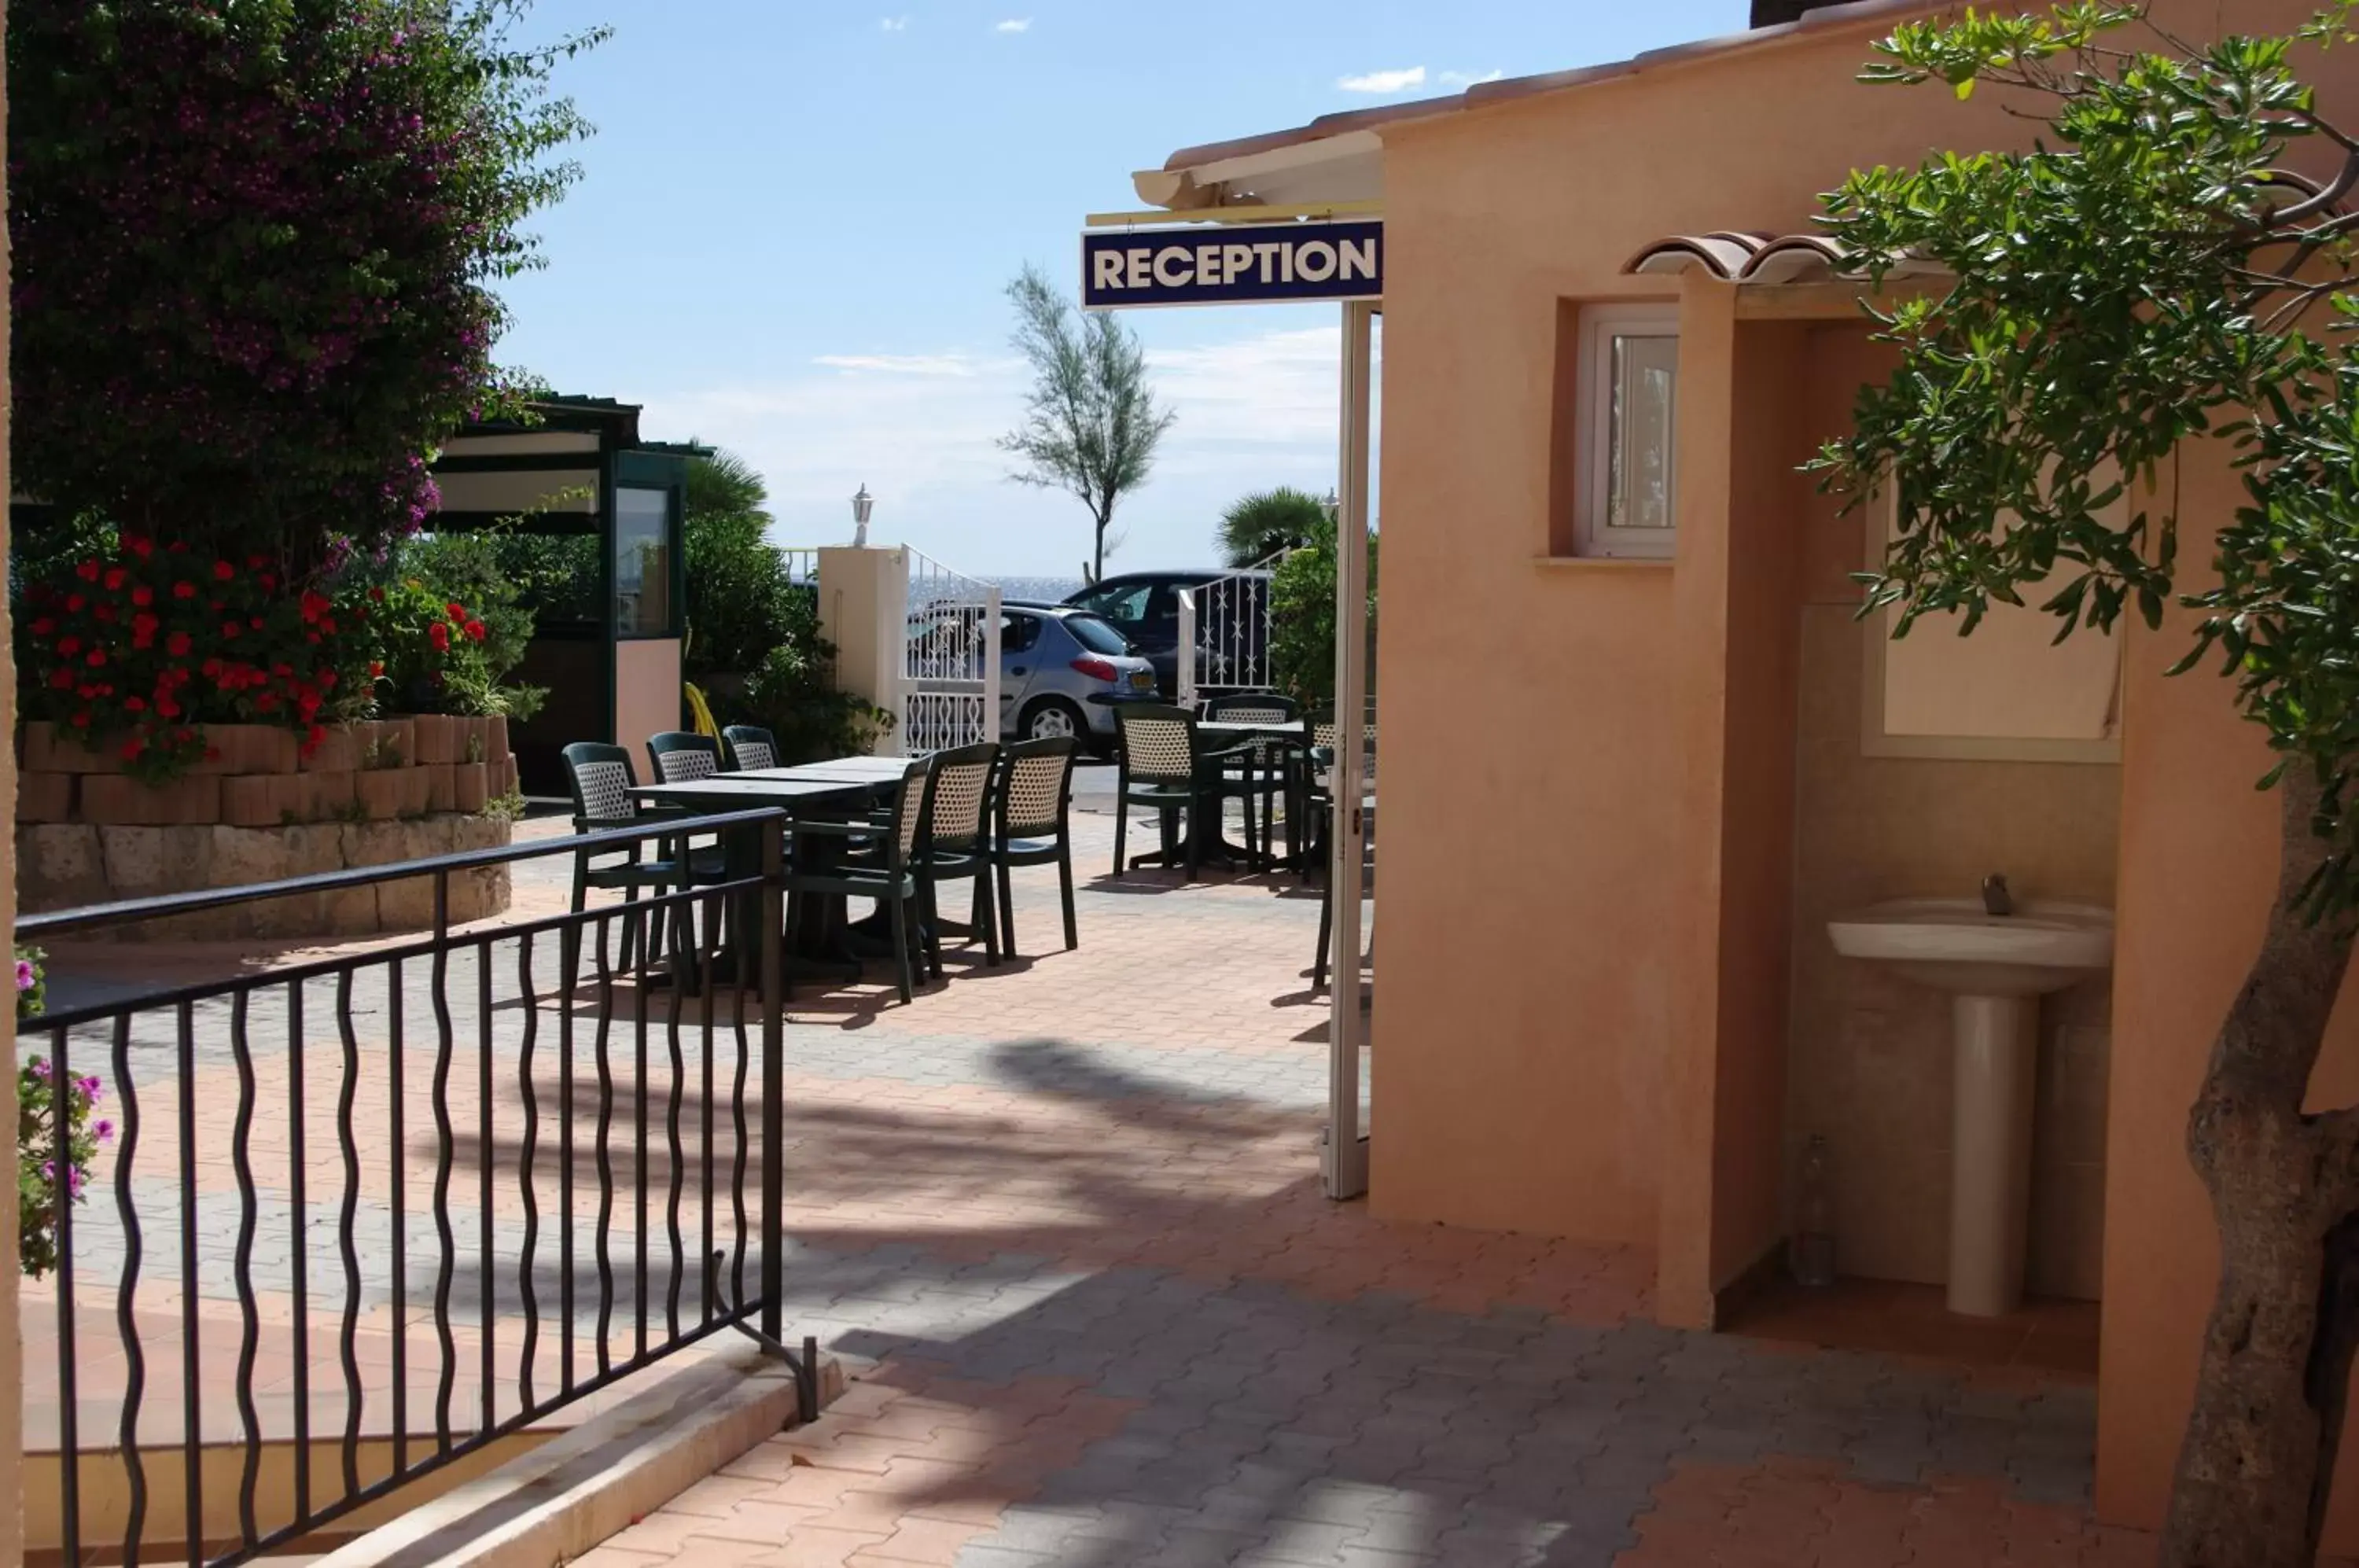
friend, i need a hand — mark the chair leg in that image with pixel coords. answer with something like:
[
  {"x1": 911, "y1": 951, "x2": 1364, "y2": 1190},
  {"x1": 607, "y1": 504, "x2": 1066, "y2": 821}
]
[
  {"x1": 889, "y1": 890, "x2": 915, "y2": 1005},
  {"x1": 920, "y1": 878, "x2": 944, "y2": 980},
  {"x1": 1184, "y1": 796, "x2": 1200, "y2": 883},
  {"x1": 997, "y1": 856, "x2": 1018, "y2": 959},
  {"x1": 1314, "y1": 874, "x2": 1333, "y2": 992},
  {"x1": 1057, "y1": 841, "x2": 1078, "y2": 951},
  {"x1": 978, "y1": 874, "x2": 999, "y2": 966},
  {"x1": 1112, "y1": 767, "x2": 1128, "y2": 875}
]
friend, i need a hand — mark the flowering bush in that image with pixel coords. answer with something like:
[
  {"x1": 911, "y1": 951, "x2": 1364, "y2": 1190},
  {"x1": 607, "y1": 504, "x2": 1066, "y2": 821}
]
[
  {"x1": 18, "y1": 1056, "x2": 112, "y2": 1279},
  {"x1": 16, "y1": 946, "x2": 44, "y2": 1021},
  {"x1": 372, "y1": 532, "x2": 548, "y2": 719},
  {"x1": 16, "y1": 532, "x2": 378, "y2": 773},
  {"x1": 8, "y1": 0, "x2": 606, "y2": 567}
]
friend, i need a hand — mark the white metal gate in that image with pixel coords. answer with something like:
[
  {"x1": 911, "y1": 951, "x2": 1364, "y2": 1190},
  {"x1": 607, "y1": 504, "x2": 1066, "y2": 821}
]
[
  {"x1": 1177, "y1": 547, "x2": 1290, "y2": 708},
  {"x1": 900, "y1": 549, "x2": 1002, "y2": 754}
]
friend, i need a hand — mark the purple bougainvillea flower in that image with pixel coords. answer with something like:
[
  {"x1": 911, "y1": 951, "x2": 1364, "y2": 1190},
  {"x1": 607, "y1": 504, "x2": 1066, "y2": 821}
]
[{"x1": 16, "y1": 959, "x2": 35, "y2": 991}]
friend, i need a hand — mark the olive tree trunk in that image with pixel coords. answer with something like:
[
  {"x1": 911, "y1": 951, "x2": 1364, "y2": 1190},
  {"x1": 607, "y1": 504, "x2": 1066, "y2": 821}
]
[{"x1": 2164, "y1": 771, "x2": 2359, "y2": 1567}]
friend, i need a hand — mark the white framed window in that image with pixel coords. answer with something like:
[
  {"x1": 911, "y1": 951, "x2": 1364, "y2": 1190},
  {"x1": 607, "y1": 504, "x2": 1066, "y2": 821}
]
[{"x1": 1574, "y1": 304, "x2": 1680, "y2": 558}]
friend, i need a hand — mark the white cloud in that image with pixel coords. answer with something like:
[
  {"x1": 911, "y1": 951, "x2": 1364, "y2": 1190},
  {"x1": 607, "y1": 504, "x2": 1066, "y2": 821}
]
[
  {"x1": 993, "y1": 17, "x2": 1032, "y2": 32},
  {"x1": 1440, "y1": 68, "x2": 1504, "y2": 86},
  {"x1": 813, "y1": 353, "x2": 981, "y2": 377},
  {"x1": 1336, "y1": 65, "x2": 1425, "y2": 94},
  {"x1": 878, "y1": 15, "x2": 908, "y2": 31}
]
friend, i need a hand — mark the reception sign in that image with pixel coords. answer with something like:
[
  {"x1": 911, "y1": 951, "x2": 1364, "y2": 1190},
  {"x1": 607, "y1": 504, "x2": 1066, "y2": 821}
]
[{"x1": 1082, "y1": 219, "x2": 1382, "y2": 309}]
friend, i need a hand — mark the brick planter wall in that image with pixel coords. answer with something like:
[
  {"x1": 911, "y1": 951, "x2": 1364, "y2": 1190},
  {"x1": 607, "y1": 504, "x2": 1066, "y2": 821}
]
[{"x1": 15, "y1": 717, "x2": 522, "y2": 939}]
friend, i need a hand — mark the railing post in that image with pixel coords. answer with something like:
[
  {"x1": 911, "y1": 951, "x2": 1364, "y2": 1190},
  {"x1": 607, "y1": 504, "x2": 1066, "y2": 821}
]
[
  {"x1": 1177, "y1": 587, "x2": 1198, "y2": 710},
  {"x1": 758, "y1": 813, "x2": 785, "y2": 1345}
]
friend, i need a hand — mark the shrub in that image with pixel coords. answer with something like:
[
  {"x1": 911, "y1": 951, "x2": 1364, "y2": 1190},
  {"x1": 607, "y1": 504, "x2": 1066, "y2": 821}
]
[
  {"x1": 7, "y1": 0, "x2": 605, "y2": 567},
  {"x1": 375, "y1": 532, "x2": 549, "y2": 718},
  {"x1": 1268, "y1": 520, "x2": 1378, "y2": 709}
]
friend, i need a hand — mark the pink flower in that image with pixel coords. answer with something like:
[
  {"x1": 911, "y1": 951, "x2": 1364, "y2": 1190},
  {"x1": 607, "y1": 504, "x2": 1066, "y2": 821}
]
[{"x1": 15, "y1": 959, "x2": 34, "y2": 992}]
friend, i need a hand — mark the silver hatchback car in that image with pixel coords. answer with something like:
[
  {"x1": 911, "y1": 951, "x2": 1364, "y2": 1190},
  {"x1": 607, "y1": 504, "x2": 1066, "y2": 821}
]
[{"x1": 999, "y1": 601, "x2": 1160, "y2": 752}]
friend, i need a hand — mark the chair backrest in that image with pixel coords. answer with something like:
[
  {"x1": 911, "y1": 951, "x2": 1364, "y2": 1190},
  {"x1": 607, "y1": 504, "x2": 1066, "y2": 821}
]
[
  {"x1": 720, "y1": 725, "x2": 778, "y2": 772},
  {"x1": 995, "y1": 736, "x2": 1078, "y2": 839},
  {"x1": 561, "y1": 742, "x2": 640, "y2": 830},
  {"x1": 875, "y1": 760, "x2": 927, "y2": 867},
  {"x1": 1116, "y1": 704, "x2": 1197, "y2": 783},
  {"x1": 1204, "y1": 693, "x2": 1300, "y2": 726},
  {"x1": 918, "y1": 741, "x2": 999, "y2": 854},
  {"x1": 647, "y1": 731, "x2": 722, "y2": 785}
]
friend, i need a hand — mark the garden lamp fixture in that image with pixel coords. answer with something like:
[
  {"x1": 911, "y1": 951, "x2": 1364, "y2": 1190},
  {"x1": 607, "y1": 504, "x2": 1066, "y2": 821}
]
[
  {"x1": 852, "y1": 483, "x2": 874, "y2": 547},
  {"x1": 1323, "y1": 488, "x2": 1340, "y2": 524}
]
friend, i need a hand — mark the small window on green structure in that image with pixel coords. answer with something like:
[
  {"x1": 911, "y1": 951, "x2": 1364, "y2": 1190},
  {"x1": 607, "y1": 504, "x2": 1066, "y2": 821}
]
[{"x1": 614, "y1": 487, "x2": 673, "y2": 636}]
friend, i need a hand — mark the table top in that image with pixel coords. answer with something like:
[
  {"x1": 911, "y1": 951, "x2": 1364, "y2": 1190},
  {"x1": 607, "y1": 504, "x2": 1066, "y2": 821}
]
[
  {"x1": 634, "y1": 756, "x2": 907, "y2": 808},
  {"x1": 1198, "y1": 718, "x2": 1308, "y2": 738},
  {"x1": 738, "y1": 757, "x2": 914, "y2": 781}
]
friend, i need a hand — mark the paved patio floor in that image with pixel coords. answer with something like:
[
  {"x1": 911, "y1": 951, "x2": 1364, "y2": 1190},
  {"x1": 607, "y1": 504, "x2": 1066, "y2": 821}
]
[{"x1": 30, "y1": 778, "x2": 2191, "y2": 1566}]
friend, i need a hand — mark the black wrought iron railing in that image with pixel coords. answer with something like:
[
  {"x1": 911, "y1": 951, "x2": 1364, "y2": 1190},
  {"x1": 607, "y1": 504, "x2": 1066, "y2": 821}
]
[{"x1": 17, "y1": 810, "x2": 812, "y2": 1566}]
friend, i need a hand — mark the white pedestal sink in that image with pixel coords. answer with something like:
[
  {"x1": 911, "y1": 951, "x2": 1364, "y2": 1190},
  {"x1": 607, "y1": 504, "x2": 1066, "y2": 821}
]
[{"x1": 1827, "y1": 898, "x2": 2114, "y2": 1317}]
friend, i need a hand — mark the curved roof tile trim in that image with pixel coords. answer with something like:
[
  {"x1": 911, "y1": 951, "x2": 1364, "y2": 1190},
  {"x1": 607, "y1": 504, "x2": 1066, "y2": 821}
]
[{"x1": 1622, "y1": 231, "x2": 1950, "y2": 285}]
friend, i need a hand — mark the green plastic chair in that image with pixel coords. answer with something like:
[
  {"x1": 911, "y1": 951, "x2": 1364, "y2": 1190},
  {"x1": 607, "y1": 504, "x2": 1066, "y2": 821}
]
[
  {"x1": 646, "y1": 730, "x2": 723, "y2": 784},
  {"x1": 908, "y1": 741, "x2": 1002, "y2": 977},
  {"x1": 977, "y1": 736, "x2": 1080, "y2": 956},
  {"x1": 720, "y1": 724, "x2": 779, "y2": 771},
  {"x1": 558, "y1": 742, "x2": 723, "y2": 977},
  {"x1": 789, "y1": 760, "x2": 928, "y2": 1005},
  {"x1": 1112, "y1": 704, "x2": 1272, "y2": 880}
]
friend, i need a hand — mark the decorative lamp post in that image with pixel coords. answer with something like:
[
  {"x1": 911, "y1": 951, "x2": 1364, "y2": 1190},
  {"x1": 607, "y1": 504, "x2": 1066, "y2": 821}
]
[
  {"x1": 1323, "y1": 487, "x2": 1341, "y2": 524},
  {"x1": 852, "y1": 483, "x2": 874, "y2": 547}
]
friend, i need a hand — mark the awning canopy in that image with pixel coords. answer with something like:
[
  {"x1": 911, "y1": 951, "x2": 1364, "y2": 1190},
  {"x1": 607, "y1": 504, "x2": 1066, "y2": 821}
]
[{"x1": 1621, "y1": 230, "x2": 1949, "y2": 286}]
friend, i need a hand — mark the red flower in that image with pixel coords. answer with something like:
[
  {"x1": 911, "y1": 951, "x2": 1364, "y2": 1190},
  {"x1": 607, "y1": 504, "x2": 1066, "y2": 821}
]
[
  {"x1": 64, "y1": 594, "x2": 84, "y2": 613},
  {"x1": 246, "y1": 554, "x2": 267, "y2": 571},
  {"x1": 259, "y1": 572, "x2": 277, "y2": 592},
  {"x1": 45, "y1": 670, "x2": 71, "y2": 690},
  {"x1": 123, "y1": 696, "x2": 146, "y2": 713},
  {"x1": 93, "y1": 605, "x2": 116, "y2": 623},
  {"x1": 167, "y1": 632, "x2": 193, "y2": 657},
  {"x1": 120, "y1": 738, "x2": 143, "y2": 761},
  {"x1": 201, "y1": 658, "x2": 223, "y2": 679},
  {"x1": 255, "y1": 692, "x2": 281, "y2": 713},
  {"x1": 68, "y1": 712, "x2": 90, "y2": 729},
  {"x1": 213, "y1": 561, "x2": 235, "y2": 582},
  {"x1": 429, "y1": 622, "x2": 451, "y2": 651},
  {"x1": 447, "y1": 602, "x2": 467, "y2": 622},
  {"x1": 248, "y1": 617, "x2": 263, "y2": 630},
  {"x1": 86, "y1": 650, "x2": 105, "y2": 668},
  {"x1": 368, "y1": 587, "x2": 385, "y2": 602},
  {"x1": 158, "y1": 698, "x2": 182, "y2": 720},
  {"x1": 300, "y1": 591, "x2": 330, "y2": 624},
  {"x1": 222, "y1": 622, "x2": 241, "y2": 639},
  {"x1": 172, "y1": 582, "x2": 197, "y2": 600},
  {"x1": 167, "y1": 541, "x2": 188, "y2": 554},
  {"x1": 57, "y1": 637, "x2": 79, "y2": 657},
  {"x1": 271, "y1": 663, "x2": 293, "y2": 679},
  {"x1": 368, "y1": 661, "x2": 385, "y2": 678},
  {"x1": 75, "y1": 559, "x2": 99, "y2": 582},
  {"x1": 29, "y1": 617, "x2": 53, "y2": 636},
  {"x1": 103, "y1": 567, "x2": 126, "y2": 591},
  {"x1": 318, "y1": 669, "x2": 339, "y2": 689},
  {"x1": 126, "y1": 536, "x2": 153, "y2": 559},
  {"x1": 464, "y1": 620, "x2": 487, "y2": 642},
  {"x1": 131, "y1": 586, "x2": 153, "y2": 606}
]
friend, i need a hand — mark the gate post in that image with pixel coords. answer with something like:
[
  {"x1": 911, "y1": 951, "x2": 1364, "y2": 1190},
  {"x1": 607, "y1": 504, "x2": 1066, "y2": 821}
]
[
  {"x1": 817, "y1": 545, "x2": 910, "y2": 755},
  {"x1": 759, "y1": 814, "x2": 786, "y2": 1343},
  {"x1": 1177, "y1": 588, "x2": 1198, "y2": 709}
]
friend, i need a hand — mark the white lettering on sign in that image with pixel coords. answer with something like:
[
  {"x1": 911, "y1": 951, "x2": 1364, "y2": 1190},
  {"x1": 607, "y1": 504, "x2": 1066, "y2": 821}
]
[
  {"x1": 1093, "y1": 250, "x2": 1125, "y2": 291},
  {"x1": 1296, "y1": 240, "x2": 1337, "y2": 282},
  {"x1": 1154, "y1": 247, "x2": 1192, "y2": 286},
  {"x1": 1340, "y1": 237, "x2": 1377, "y2": 282},
  {"x1": 1254, "y1": 241, "x2": 1284, "y2": 280},
  {"x1": 1127, "y1": 248, "x2": 1151, "y2": 289}
]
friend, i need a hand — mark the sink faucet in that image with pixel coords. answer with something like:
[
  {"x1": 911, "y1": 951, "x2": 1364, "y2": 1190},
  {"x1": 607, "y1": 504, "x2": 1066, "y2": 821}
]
[{"x1": 1982, "y1": 874, "x2": 2014, "y2": 917}]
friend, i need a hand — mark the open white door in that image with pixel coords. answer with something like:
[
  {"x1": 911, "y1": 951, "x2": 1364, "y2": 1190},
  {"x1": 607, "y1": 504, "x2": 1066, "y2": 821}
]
[{"x1": 1324, "y1": 299, "x2": 1375, "y2": 1201}]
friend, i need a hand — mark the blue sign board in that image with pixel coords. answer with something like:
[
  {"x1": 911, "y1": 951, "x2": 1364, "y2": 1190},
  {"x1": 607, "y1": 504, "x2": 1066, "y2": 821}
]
[{"x1": 1082, "y1": 219, "x2": 1382, "y2": 309}]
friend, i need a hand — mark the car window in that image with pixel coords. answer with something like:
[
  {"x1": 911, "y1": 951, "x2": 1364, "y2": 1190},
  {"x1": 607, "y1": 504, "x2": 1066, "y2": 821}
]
[
  {"x1": 1081, "y1": 583, "x2": 1152, "y2": 626},
  {"x1": 1062, "y1": 613, "x2": 1132, "y2": 656},
  {"x1": 1144, "y1": 585, "x2": 1180, "y2": 626},
  {"x1": 1001, "y1": 612, "x2": 1042, "y2": 655}
]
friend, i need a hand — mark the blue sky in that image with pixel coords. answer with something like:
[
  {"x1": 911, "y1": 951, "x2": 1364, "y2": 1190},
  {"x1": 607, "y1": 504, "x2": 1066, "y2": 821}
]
[{"x1": 497, "y1": 1, "x2": 1757, "y2": 576}]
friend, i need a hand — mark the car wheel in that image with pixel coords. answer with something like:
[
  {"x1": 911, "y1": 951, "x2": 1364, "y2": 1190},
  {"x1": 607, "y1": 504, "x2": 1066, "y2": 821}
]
[{"x1": 1021, "y1": 698, "x2": 1087, "y2": 743}]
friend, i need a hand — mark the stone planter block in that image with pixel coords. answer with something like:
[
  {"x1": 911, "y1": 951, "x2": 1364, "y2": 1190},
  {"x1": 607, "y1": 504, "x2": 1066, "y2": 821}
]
[
  {"x1": 307, "y1": 771, "x2": 356, "y2": 821},
  {"x1": 408, "y1": 713, "x2": 456, "y2": 765},
  {"x1": 81, "y1": 774, "x2": 223, "y2": 827},
  {"x1": 302, "y1": 723, "x2": 366, "y2": 774},
  {"x1": 17, "y1": 772, "x2": 74, "y2": 823},
  {"x1": 220, "y1": 774, "x2": 311, "y2": 829},
  {"x1": 354, "y1": 771, "x2": 403, "y2": 821},
  {"x1": 25, "y1": 723, "x2": 124, "y2": 775},
  {"x1": 500, "y1": 754, "x2": 519, "y2": 798},
  {"x1": 451, "y1": 762, "x2": 488, "y2": 815},
  {"x1": 398, "y1": 766, "x2": 432, "y2": 817},
  {"x1": 485, "y1": 716, "x2": 510, "y2": 767},
  {"x1": 422, "y1": 764, "x2": 457, "y2": 813},
  {"x1": 370, "y1": 716, "x2": 417, "y2": 770},
  {"x1": 188, "y1": 723, "x2": 300, "y2": 777}
]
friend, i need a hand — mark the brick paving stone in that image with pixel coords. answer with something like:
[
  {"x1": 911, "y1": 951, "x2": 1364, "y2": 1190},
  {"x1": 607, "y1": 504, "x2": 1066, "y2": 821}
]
[{"x1": 26, "y1": 808, "x2": 2160, "y2": 1567}]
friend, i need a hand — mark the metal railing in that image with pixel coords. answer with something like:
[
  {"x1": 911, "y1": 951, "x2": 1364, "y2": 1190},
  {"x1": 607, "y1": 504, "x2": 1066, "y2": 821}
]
[
  {"x1": 19, "y1": 811, "x2": 814, "y2": 1566},
  {"x1": 901, "y1": 549, "x2": 1002, "y2": 754},
  {"x1": 1177, "y1": 551, "x2": 1288, "y2": 709}
]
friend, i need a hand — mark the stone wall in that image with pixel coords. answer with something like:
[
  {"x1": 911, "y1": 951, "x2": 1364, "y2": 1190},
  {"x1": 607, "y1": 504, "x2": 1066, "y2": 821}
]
[
  {"x1": 17, "y1": 814, "x2": 514, "y2": 940},
  {"x1": 15, "y1": 716, "x2": 521, "y2": 938}
]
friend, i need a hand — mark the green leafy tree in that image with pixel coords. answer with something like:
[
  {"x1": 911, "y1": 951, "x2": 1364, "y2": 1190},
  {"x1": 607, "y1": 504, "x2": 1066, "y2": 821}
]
[
  {"x1": 7, "y1": 0, "x2": 606, "y2": 568},
  {"x1": 1217, "y1": 486, "x2": 1327, "y2": 568},
  {"x1": 1268, "y1": 518, "x2": 1377, "y2": 709},
  {"x1": 683, "y1": 449, "x2": 801, "y2": 681},
  {"x1": 1814, "y1": 9, "x2": 2359, "y2": 1561},
  {"x1": 999, "y1": 263, "x2": 1176, "y2": 581}
]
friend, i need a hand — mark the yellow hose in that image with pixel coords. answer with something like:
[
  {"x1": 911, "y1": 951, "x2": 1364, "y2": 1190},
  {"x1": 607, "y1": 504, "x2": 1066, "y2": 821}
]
[{"x1": 685, "y1": 681, "x2": 720, "y2": 739}]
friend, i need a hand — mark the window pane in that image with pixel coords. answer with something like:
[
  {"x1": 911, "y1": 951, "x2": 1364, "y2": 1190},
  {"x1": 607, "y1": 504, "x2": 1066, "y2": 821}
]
[
  {"x1": 1607, "y1": 334, "x2": 1679, "y2": 532},
  {"x1": 614, "y1": 487, "x2": 673, "y2": 635},
  {"x1": 1062, "y1": 613, "x2": 1132, "y2": 655}
]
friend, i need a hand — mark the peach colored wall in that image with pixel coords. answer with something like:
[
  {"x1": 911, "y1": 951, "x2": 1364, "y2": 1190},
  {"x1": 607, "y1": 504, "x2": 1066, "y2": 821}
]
[
  {"x1": 1369, "y1": 0, "x2": 2359, "y2": 1538},
  {"x1": 2096, "y1": 455, "x2": 2359, "y2": 1542},
  {"x1": 613, "y1": 639, "x2": 682, "y2": 763},
  {"x1": 2, "y1": 4, "x2": 23, "y2": 1555}
]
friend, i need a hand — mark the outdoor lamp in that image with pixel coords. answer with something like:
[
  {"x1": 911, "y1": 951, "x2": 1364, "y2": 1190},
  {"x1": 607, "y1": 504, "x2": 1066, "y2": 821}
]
[
  {"x1": 1323, "y1": 488, "x2": 1340, "y2": 523},
  {"x1": 852, "y1": 483, "x2": 874, "y2": 547}
]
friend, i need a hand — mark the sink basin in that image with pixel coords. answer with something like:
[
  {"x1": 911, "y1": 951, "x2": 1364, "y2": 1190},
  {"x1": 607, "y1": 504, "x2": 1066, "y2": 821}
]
[
  {"x1": 1827, "y1": 898, "x2": 2113, "y2": 997},
  {"x1": 1827, "y1": 896, "x2": 2114, "y2": 1316}
]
